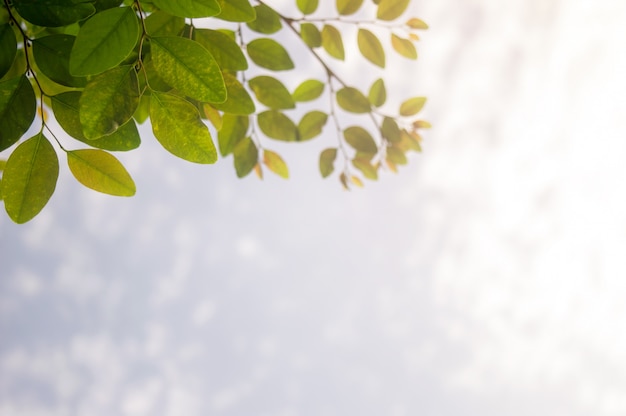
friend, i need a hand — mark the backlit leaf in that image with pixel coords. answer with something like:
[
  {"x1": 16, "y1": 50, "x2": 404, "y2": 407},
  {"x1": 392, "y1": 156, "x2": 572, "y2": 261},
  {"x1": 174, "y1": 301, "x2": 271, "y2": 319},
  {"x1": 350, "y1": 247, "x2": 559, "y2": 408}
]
[
  {"x1": 150, "y1": 92, "x2": 217, "y2": 163},
  {"x1": 352, "y1": 158, "x2": 378, "y2": 180},
  {"x1": 249, "y1": 76, "x2": 295, "y2": 110},
  {"x1": 247, "y1": 38, "x2": 294, "y2": 71},
  {"x1": 293, "y1": 79, "x2": 325, "y2": 102},
  {"x1": 145, "y1": 11, "x2": 185, "y2": 37},
  {"x1": 13, "y1": 0, "x2": 95, "y2": 27},
  {"x1": 298, "y1": 111, "x2": 327, "y2": 141},
  {"x1": 391, "y1": 34, "x2": 417, "y2": 59},
  {"x1": 387, "y1": 146, "x2": 407, "y2": 164},
  {"x1": 350, "y1": 175, "x2": 364, "y2": 187},
  {"x1": 337, "y1": 0, "x2": 363, "y2": 15},
  {"x1": 233, "y1": 136, "x2": 258, "y2": 178},
  {"x1": 258, "y1": 110, "x2": 298, "y2": 141},
  {"x1": 336, "y1": 87, "x2": 370, "y2": 113},
  {"x1": 358, "y1": 28, "x2": 385, "y2": 67},
  {"x1": 413, "y1": 120, "x2": 431, "y2": 129},
  {"x1": 67, "y1": 149, "x2": 135, "y2": 196},
  {"x1": 368, "y1": 78, "x2": 386, "y2": 107},
  {"x1": 0, "y1": 75, "x2": 36, "y2": 152},
  {"x1": 70, "y1": 6, "x2": 139, "y2": 76},
  {"x1": 406, "y1": 17, "x2": 428, "y2": 29},
  {"x1": 321, "y1": 25, "x2": 344, "y2": 60},
  {"x1": 247, "y1": 4, "x2": 281, "y2": 33},
  {"x1": 297, "y1": 0, "x2": 319, "y2": 14},
  {"x1": 218, "y1": 114, "x2": 248, "y2": 156},
  {"x1": 344, "y1": 126, "x2": 377, "y2": 153},
  {"x1": 263, "y1": 149, "x2": 289, "y2": 178},
  {"x1": 399, "y1": 96, "x2": 426, "y2": 116},
  {"x1": 319, "y1": 148, "x2": 337, "y2": 178},
  {"x1": 151, "y1": 0, "x2": 220, "y2": 18},
  {"x1": 33, "y1": 35, "x2": 87, "y2": 87},
  {"x1": 194, "y1": 29, "x2": 248, "y2": 71},
  {"x1": 215, "y1": 0, "x2": 256, "y2": 22},
  {"x1": 382, "y1": 116, "x2": 401, "y2": 142},
  {"x1": 300, "y1": 23, "x2": 321, "y2": 48},
  {"x1": 2, "y1": 133, "x2": 58, "y2": 223},
  {"x1": 0, "y1": 24, "x2": 17, "y2": 79},
  {"x1": 80, "y1": 65, "x2": 140, "y2": 139},
  {"x1": 377, "y1": 0, "x2": 410, "y2": 21},
  {"x1": 211, "y1": 72, "x2": 255, "y2": 115}
]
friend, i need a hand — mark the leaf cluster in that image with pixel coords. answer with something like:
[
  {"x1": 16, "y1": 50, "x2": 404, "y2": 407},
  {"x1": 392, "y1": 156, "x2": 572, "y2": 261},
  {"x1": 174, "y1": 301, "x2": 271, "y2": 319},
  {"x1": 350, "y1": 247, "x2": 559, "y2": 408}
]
[{"x1": 0, "y1": 0, "x2": 429, "y2": 223}]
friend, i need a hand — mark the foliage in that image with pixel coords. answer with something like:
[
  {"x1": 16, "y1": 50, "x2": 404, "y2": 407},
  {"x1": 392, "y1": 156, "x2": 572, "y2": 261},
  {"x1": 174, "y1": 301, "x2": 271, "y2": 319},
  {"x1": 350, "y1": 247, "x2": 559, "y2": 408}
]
[{"x1": 0, "y1": 0, "x2": 430, "y2": 223}]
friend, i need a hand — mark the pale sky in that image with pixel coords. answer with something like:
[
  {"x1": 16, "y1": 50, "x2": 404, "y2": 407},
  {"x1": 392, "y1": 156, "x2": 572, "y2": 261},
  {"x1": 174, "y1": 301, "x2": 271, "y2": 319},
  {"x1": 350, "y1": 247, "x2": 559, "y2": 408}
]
[{"x1": 2, "y1": 0, "x2": 626, "y2": 415}]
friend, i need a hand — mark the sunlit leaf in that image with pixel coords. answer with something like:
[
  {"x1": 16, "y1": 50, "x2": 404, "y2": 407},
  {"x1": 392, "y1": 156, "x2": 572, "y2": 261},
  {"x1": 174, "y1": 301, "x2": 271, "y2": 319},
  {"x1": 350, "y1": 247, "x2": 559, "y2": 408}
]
[
  {"x1": 145, "y1": 10, "x2": 185, "y2": 37},
  {"x1": 194, "y1": 28, "x2": 248, "y2": 71},
  {"x1": 319, "y1": 148, "x2": 337, "y2": 178},
  {"x1": 67, "y1": 149, "x2": 135, "y2": 196},
  {"x1": 297, "y1": 0, "x2": 319, "y2": 14},
  {"x1": 377, "y1": 0, "x2": 410, "y2": 21},
  {"x1": 300, "y1": 23, "x2": 321, "y2": 48},
  {"x1": 350, "y1": 175, "x2": 364, "y2": 187},
  {"x1": 293, "y1": 79, "x2": 325, "y2": 102},
  {"x1": 336, "y1": 87, "x2": 370, "y2": 113},
  {"x1": 358, "y1": 28, "x2": 385, "y2": 67},
  {"x1": 298, "y1": 111, "x2": 328, "y2": 141},
  {"x1": 391, "y1": 34, "x2": 417, "y2": 59},
  {"x1": 215, "y1": 0, "x2": 256, "y2": 22},
  {"x1": 2, "y1": 133, "x2": 58, "y2": 223},
  {"x1": 263, "y1": 149, "x2": 289, "y2": 178},
  {"x1": 211, "y1": 72, "x2": 255, "y2": 115},
  {"x1": 247, "y1": 38, "x2": 294, "y2": 71},
  {"x1": 406, "y1": 17, "x2": 428, "y2": 29},
  {"x1": 246, "y1": 4, "x2": 281, "y2": 34},
  {"x1": 258, "y1": 110, "x2": 298, "y2": 141},
  {"x1": 321, "y1": 25, "x2": 345, "y2": 60},
  {"x1": 0, "y1": 75, "x2": 36, "y2": 152},
  {"x1": 249, "y1": 76, "x2": 295, "y2": 109},
  {"x1": 399, "y1": 96, "x2": 426, "y2": 116},
  {"x1": 233, "y1": 136, "x2": 258, "y2": 178},
  {"x1": 413, "y1": 120, "x2": 431, "y2": 129},
  {"x1": 218, "y1": 114, "x2": 248, "y2": 156}
]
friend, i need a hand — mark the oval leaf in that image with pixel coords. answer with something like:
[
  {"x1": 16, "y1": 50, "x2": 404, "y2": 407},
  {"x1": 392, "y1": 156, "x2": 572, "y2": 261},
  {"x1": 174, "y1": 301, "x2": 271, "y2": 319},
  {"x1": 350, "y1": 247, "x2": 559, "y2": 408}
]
[
  {"x1": 215, "y1": 0, "x2": 256, "y2": 22},
  {"x1": 258, "y1": 110, "x2": 298, "y2": 141},
  {"x1": 358, "y1": 28, "x2": 385, "y2": 68},
  {"x1": 263, "y1": 149, "x2": 289, "y2": 178},
  {"x1": 249, "y1": 76, "x2": 295, "y2": 109},
  {"x1": 0, "y1": 75, "x2": 36, "y2": 152},
  {"x1": 344, "y1": 126, "x2": 377, "y2": 153},
  {"x1": 352, "y1": 157, "x2": 378, "y2": 180},
  {"x1": 233, "y1": 136, "x2": 258, "y2": 178},
  {"x1": 406, "y1": 18, "x2": 429, "y2": 29},
  {"x1": 0, "y1": 24, "x2": 17, "y2": 79},
  {"x1": 33, "y1": 35, "x2": 87, "y2": 87},
  {"x1": 67, "y1": 149, "x2": 135, "y2": 196},
  {"x1": 150, "y1": 92, "x2": 217, "y2": 164},
  {"x1": 377, "y1": 0, "x2": 410, "y2": 21},
  {"x1": 382, "y1": 116, "x2": 401, "y2": 142},
  {"x1": 399, "y1": 96, "x2": 426, "y2": 116},
  {"x1": 70, "y1": 7, "x2": 139, "y2": 76},
  {"x1": 218, "y1": 114, "x2": 248, "y2": 156},
  {"x1": 336, "y1": 87, "x2": 370, "y2": 113},
  {"x1": 211, "y1": 72, "x2": 255, "y2": 115},
  {"x1": 321, "y1": 25, "x2": 344, "y2": 60},
  {"x1": 337, "y1": 0, "x2": 364, "y2": 16},
  {"x1": 319, "y1": 148, "x2": 337, "y2": 178},
  {"x1": 300, "y1": 23, "x2": 321, "y2": 48},
  {"x1": 298, "y1": 111, "x2": 327, "y2": 141},
  {"x1": 247, "y1": 38, "x2": 294, "y2": 71},
  {"x1": 293, "y1": 79, "x2": 325, "y2": 102},
  {"x1": 2, "y1": 133, "x2": 59, "y2": 224},
  {"x1": 247, "y1": 4, "x2": 281, "y2": 34},
  {"x1": 368, "y1": 78, "x2": 386, "y2": 107},
  {"x1": 14, "y1": 0, "x2": 95, "y2": 27},
  {"x1": 193, "y1": 28, "x2": 248, "y2": 71},
  {"x1": 151, "y1": 0, "x2": 221, "y2": 18},
  {"x1": 151, "y1": 36, "x2": 226, "y2": 103},
  {"x1": 297, "y1": 0, "x2": 319, "y2": 14},
  {"x1": 391, "y1": 34, "x2": 417, "y2": 59}
]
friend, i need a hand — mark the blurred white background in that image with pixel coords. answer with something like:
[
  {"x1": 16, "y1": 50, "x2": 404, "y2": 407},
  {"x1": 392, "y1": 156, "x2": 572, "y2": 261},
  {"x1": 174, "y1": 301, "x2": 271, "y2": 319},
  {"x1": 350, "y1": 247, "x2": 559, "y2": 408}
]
[{"x1": 2, "y1": 0, "x2": 626, "y2": 415}]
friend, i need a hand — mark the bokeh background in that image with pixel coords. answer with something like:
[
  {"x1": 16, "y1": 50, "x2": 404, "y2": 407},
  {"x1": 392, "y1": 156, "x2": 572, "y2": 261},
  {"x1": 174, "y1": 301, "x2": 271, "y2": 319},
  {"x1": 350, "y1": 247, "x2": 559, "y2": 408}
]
[{"x1": 2, "y1": 0, "x2": 626, "y2": 415}]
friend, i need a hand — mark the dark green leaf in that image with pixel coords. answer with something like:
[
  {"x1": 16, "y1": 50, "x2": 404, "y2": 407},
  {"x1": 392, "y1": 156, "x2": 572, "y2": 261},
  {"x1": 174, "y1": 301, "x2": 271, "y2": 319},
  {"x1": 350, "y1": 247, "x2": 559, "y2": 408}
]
[
  {"x1": 368, "y1": 78, "x2": 386, "y2": 107},
  {"x1": 151, "y1": 36, "x2": 226, "y2": 103},
  {"x1": 344, "y1": 126, "x2": 377, "y2": 153},
  {"x1": 67, "y1": 149, "x2": 135, "y2": 196},
  {"x1": 293, "y1": 79, "x2": 325, "y2": 102},
  {"x1": 233, "y1": 136, "x2": 258, "y2": 178},
  {"x1": 319, "y1": 148, "x2": 337, "y2": 178},
  {"x1": 263, "y1": 149, "x2": 289, "y2": 178},
  {"x1": 358, "y1": 28, "x2": 385, "y2": 67},
  {"x1": 211, "y1": 72, "x2": 255, "y2": 115},
  {"x1": 215, "y1": 0, "x2": 256, "y2": 22},
  {"x1": 80, "y1": 65, "x2": 140, "y2": 139},
  {"x1": 249, "y1": 76, "x2": 295, "y2": 110},
  {"x1": 321, "y1": 25, "x2": 344, "y2": 60},
  {"x1": 151, "y1": 0, "x2": 221, "y2": 18},
  {"x1": 13, "y1": 0, "x2": 95, "y2": 27},
  {"x1": 2, "y1": 133, "x2": 58, "y2": 223},
  {"x1": 391, "y1": 34, "x2": 417, "y2": 59},
  {"x1": 218, "y1": 114, "x2": 248, "y2": 156},
  {"x1": 150, "y1": 92, "x2": 217, "y2": 164},
  {"x1": 400, "y1": 96, "x2": 426, "y2": 116},
  {"x1": 300, "y1": 23, "x2": 321, "y2": 48},
  {"x1": 145, "y1": 11, "x2": 185, "y2": 37},
  {"x1": 194, "y1": 29, "x2": 248, "y2": 71},
  {"x1": 0, "y1": 75, "x2": 36, "y2": 152},
  {"x1": 94, "y1": 0, "x2": 123, "y2": 12},
  {"x1": 246, "y1": 4, "x2": 281, "y2": 34},
  {"x1": 377, "y1": 0, "x2": 410, "y2": 21},
  {"x1": 247, "y1": 38, "x2": 294, "y2": 71},
  {"x1": 297, "y1": 0, "x2": 319, "y2": 14},
  {"x1": 258, "y1": 110, "x2": 298, "y2": 141},
  {"x1": 337, "y1": 0, "x2": 363, "y2": 15},
  {"x1": 70, "y1": 6, "x2": 140, "y2": 76},
  {"x1": 0, "y1": 24, "x2": 16, "y2": 79},
  {"x1": 298, "y1": 111, "x2": 327, "y2": 141},
  {"x1": 336, "y1": 87, "x2": 370, "y2": 113},
  {"x1": 33, "y1": 35, "x2": 86, "y2": 87}
]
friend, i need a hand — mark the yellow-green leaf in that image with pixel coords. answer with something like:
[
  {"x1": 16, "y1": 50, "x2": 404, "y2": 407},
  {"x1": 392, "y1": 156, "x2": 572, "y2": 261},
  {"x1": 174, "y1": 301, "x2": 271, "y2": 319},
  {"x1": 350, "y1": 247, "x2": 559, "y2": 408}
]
[
  {"x1": 321, "y1": 25, "x2": 344, "y2": 60},
  {"x1": 215, "y1": 0, "x2": 256, "y2": 22},
  {"x1": 406, "y1": 17, "x2": 428, "y2": 29},
  {"x1": 368, "y1": 78, "x2": 386, "y2": 107},
  {"x1": 193, "y1": 28, "x2": 248, "y2": 71},
  {"x1": 344, "y1": 126, "x2": 377, "y2": 153},
  {"x1": 319, "y1": 148, "x2": 337, "y2": 178},
  {"x1": 248, "y1": 76, "x2": 295, "y2": 109},
  {"x1": 387, "y1": 146, "x2": 407, "y2": 165},
  {"x1": 67, "y1": 149, "x2": 135, "y2": 196},
  {"x1": 218, "y1": 114, "x2": 248, "y2": 156},
  {"x1": 358, "y1": 28, "x2": 385, "y2": 67},
  {"x1": 336, "y1": 87, "x2": 370, "y2": 113},
  {"x1": 263, "y1": 149, "x2": 289, "y2": 178},
  {"x1": 352, "y1": 158, "x2": 378, "y2": 180},
  {"x1": 377, "y1": 0, "x2": 410, "y2": 21},
  {"x1": 211, "y1": 72, "x2": 255, "y2": 115},
  {"x1": 300, "y1": 23, "x2": 321, "y2": 48},
  {"x1": 2, "y1": 133, "x2": 58, "y2": 224},
  {"x1": 382, "y1": 117, "x2": 401, "y2": 142},
  {"x1": 297, "y1": 0, "x2": 318, "y2": 14},
  {"x1": 298, "y1": 111, "x2": 327, "y2": 141},
  {"x1": 337, "y1": 0, "x2": 363, "y2": 15},
  {"x1": 293, "y1": 79, "x2": 325, "y2": 102},
  {"x1": 258, "y1": 110, "x2": 298, "y2": 141},
  {"x1": 247, "y1": 38, "x2": 294, "y2": 71},
  {"x1": 247, "y1": 4, "x2": 281, "y2": 34},
  {"x1": 233, "y1": 136, "x2": 258, "y2": 178},
  {"x1": 391, "y1": 34, "x2": 417, "y2": 59},
  {"x1": 399, "y1": 96, "x2": 426, "y2": 116},
  {"x1": 0, "y1": 75, "x2": 36, "y2": 152}
]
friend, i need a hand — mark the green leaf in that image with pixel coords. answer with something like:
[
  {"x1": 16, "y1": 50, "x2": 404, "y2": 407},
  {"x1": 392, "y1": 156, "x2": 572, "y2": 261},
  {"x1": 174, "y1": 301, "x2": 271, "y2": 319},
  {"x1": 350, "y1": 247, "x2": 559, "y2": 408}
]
[
  {"x1": 382, "y1": 116, "x2": 401, "y2": 142},
  {"x1": 33, "y1": 35, "x2": 87, "y2": 87},
  {"x1": 391, "y1": 34, "x2": 417, "y2": 59},
  {"x1": 293, "y1": 79, "x2": 325, "y2": 102},
  {"x1": 387, "y1": 146, "x2": 407, "y2": 165},
  {"x1": 52, "y1": 92, "x2": 140, "y2": 151},
  {"x1": 233, "y1": 136, "x2": 258, "y2": 178},
  {"x1": 70, "y1": 6, "x2": 139, "y2": 76},
  {"x1": 0, "y1": 24, "x2": 16, "y2": 79},
  {"x1": 211, "y1": 72, "x2": 255, "y2": 115},
  {"x1": 145, "y1": 11, "x2": 185, "y2": 37},
  {"x1": 67, "y1": 149, "x2": 135, "y2": 196},
  {"x1": 406, "y1": 17, "x2": 429, "y2": 29},
  {"x1": 337, "y1": 0, "x2": 364, "y2": 16},
  {"x1": 247, "y1": 38, "x2": 294, "y2": 71},
  {"x1": 150, "y1": 92, "x2": 217, "y2": 164},
  {"x1": 298, "y1": 111, "x2": 327, "y2": 141},
  {"x1": 94, "y1": 0, "x2": 123, "y2": 12},
  {"x1": 2, "y1": 133, "x2": 58, "y2": 224},
  {"x1": 246, "y1": 4, "x2": 281, "y2": 34},
  {"x1": 263, "y1": 149, "x2": 289, "y2": 178},
  {"x1": 399, "y1": 96, "x2": 426, "y2": 116},
  {"x1": 0, "y1": 75, "x2": 36, "y2": 152},
  {"x1": 352, "y1": 157, "x2": 378, "y2": 180},
  {"x1": 300, "y1": 23, "x2": 321, "y2": 48},
  {"x1": 377, "y1": 0, "x2": 410, "y2": 21},
  {"x1": 249, "y1": 76, "x2": 295, "y2": 110},
  {"x1": 368, "y1": 78, "x2": 386, "y2": 107},
  {"x1": 80, "y1": 65, "x2": 140, "y2": 139},
  {"x1": 13, "y1": 0, "x2": 95, "y2": 27},
  {"x1": 218, "y1": 114, "x2": 248, "y2": 156},
  {"x1": 336, "y1": 87, "x2": 370, "y2": 113},
  {"x1": 344, "y1": 126, "x2": 377, "y2": 153},
  {"x1": 321, "y1": 25, "x2": 344, "y2": 60},
  {"x1": 258, "y1": 110, "x2": 298, "y2": 141},
  {"x1": 151, "y1": 0, "x2": 221, "y2": 18},
  {"x1": 151, "y1": 36, "x2": 226, "y2": 103},
  {"x1": 193, "y1": 29, "x2": 248, "y2": 71},
  {"x1": 319, "y1": 148, "x2": 337, "y2": 178},
  {"x1": 358, "y1": 28, "x2": 385, "y2": 68},
  {"x1": 215, "y1": 0, "x2": 256, "y2": 22},
  {"x1": 297, "y1": 0, "x2": 319, "y2": 14}
]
